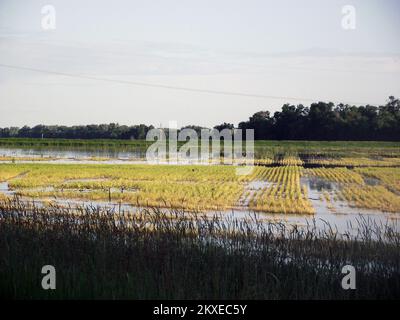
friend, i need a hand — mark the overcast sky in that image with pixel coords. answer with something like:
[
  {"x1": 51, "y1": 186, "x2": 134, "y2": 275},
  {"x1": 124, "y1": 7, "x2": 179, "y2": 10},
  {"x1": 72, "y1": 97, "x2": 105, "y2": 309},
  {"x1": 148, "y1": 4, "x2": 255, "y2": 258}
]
[{"x1": 0, "y1": 0, "x2": 399, "y2": 127}]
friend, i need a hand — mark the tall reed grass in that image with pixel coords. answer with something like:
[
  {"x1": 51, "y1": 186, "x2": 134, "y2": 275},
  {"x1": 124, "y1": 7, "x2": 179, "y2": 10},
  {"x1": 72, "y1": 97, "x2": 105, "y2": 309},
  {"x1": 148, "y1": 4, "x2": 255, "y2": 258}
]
[{"x1": 0, "y1": 197, "x2": 399, "y2": 299}]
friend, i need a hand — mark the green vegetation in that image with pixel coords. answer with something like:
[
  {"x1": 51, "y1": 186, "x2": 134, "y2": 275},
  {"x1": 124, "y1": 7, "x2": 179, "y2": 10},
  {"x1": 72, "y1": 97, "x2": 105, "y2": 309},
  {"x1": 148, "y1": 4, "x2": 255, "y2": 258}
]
[
  {"x1": 1, "y1": 138, "x2": 400, "y2": 162},
  {"x1": 0, "y1": 137, "x2": 153, "y2": 149},
  {"x1": 1, "y1": 137, "x2": 400, "y2": 149},
  {"x1": 1, "y1": 96, "x2": 399, "y2": 141},
  {"x1": 0, "y1": 198, "x2": 398, "y2": 299},
  {"x1": 238, "y1": 96, "x2": 400, "y2": 141},
  {"x1": 1, "y1": 141, "x2": 400, "y2": 300}
]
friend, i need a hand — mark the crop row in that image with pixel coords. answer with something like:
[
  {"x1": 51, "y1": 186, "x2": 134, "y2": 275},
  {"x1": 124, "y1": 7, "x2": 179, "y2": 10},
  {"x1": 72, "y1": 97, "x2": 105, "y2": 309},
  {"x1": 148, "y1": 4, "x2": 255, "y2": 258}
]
[
  {"x1": 355, "y1": 167, "x2": 400, "y2": 194},
  {"x1": 339, "y1": 185, "x2": 400, "y2": 213},
  {"x1": 306, "y1": 157, "x2": 400, "y2": 167},
  {"x1": 306, "y1": 168, "x2": 365, "y2": 184},
  {"x1": 248, "y1": 166, "x2": 314, "y2": 214},
  {"x1": 19, "y1": 180, "x2": 244, "y2": 211}
]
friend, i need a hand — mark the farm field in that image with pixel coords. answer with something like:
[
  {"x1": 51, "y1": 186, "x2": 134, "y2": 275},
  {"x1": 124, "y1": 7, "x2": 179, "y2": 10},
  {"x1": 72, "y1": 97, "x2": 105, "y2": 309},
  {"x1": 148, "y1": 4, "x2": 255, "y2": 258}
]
[
  {"x1": 1, "y1": 142, "x2": 400, "y2": 300},
  {"x1": 1, "y1": 138, "x2": 400, "y2": 160},
  {"x1": 1, "y1": 138, "x2": 400, "y2": 217},
  {"x1": 1, "y1": 154, "x2": 400, "y2": 216},
  {"x1": 0, "y1": 163, "x2": 313, "y2": 213},
  {"x1": 1, "y1": 143, "x2": 400, "y2": 238}
]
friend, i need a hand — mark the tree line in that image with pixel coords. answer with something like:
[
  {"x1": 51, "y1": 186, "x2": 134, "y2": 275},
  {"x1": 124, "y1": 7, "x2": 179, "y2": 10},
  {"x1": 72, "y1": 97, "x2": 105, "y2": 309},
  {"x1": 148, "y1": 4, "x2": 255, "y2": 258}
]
[
  {"x1": 236, "y1": 96, "x2": 400, "y2": 141},
  {"x1": 1, "y1": 96, "x2": 399, "y2": 141},
  {"x1": 0, "y1": 124, "x2": 154, "y2": 140}
]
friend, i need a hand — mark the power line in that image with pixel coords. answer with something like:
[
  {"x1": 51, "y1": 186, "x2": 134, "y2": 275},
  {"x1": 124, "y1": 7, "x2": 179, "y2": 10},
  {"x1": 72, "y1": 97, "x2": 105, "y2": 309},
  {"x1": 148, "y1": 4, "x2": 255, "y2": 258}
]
[{"x1": 0, "y1": 63, "x2": 376, "y2": 105}]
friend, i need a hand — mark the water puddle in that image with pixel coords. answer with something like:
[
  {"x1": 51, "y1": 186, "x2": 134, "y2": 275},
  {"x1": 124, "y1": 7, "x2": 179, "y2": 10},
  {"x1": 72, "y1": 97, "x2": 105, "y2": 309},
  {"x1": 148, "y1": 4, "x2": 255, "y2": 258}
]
[
  {"x1": 298, "y1": 176, "x2": 399, "y2": 234},
  {"x1": 237, "y1": 180, "x2": 273, "y2": 206},
  {"x1": 0, "y1": 182, "x2": 15, "y2": 197},
  {"x1": 363, "y1": 177, "x2": 380, "y2": 186}
]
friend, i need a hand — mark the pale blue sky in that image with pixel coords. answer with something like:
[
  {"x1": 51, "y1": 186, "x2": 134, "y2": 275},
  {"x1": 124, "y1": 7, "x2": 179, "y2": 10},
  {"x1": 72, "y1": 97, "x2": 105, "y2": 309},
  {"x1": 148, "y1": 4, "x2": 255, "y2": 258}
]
[{"x1": 0, "y1": 0, "x2": 399, "y2": 127}]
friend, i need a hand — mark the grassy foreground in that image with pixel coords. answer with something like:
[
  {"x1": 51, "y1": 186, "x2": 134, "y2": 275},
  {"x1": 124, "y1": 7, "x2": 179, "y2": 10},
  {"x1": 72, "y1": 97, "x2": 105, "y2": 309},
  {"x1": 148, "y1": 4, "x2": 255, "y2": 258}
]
[{"x1": 0, "y1": 197, "x2": 399, "y2": 299}]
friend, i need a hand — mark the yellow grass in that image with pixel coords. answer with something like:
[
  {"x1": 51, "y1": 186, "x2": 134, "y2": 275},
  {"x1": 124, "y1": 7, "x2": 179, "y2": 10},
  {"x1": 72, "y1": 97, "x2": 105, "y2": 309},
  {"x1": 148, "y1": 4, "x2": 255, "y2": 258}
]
[
  {"x1": 248, "y1": 166, "x2": 314, "y2": 214},
  {"x1": 355, "y1": 167, "x2": 400, "y2": 193},
  {"x1": 340, "y1": 185, "x2": 400, "y2": 213},
  {"x1": 2, "y1": 161, "x2": 400, "y2": 214},
  {"x1": 307, "y1": 157, "x2": 400, "y2": 167},
  {"x1": 306, "y1": 167, "x2": 365, "y2": 184},
  {"x1": 2, "y1": 163, "x2": 248, "y2": 211}
]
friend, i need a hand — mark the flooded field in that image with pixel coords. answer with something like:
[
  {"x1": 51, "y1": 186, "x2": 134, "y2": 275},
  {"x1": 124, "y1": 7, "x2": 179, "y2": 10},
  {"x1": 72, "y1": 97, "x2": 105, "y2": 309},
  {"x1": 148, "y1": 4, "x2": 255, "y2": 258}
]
[
  {"x1": 0, "y1": 144, "x2": 399, "y2": 300},
  {"x1": 1, "y1": 149, "x2": 399, "y2": 236},
  {"x1": 0, "y1": 147, "x2": 145, "y2": 164}
]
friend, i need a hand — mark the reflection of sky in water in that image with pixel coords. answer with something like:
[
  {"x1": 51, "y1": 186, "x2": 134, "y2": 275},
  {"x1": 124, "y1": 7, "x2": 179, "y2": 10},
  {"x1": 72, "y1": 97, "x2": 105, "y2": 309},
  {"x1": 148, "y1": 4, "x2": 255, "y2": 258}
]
[
  {"x1": 0, "y1": 157, "x2": 399, "y2": 236},
  {"x1": 0, "y1": 147, "x2": 145, "y2": 159},
  {"x1": 299, "y1": 176, "x2": 399, "y2": 235}
]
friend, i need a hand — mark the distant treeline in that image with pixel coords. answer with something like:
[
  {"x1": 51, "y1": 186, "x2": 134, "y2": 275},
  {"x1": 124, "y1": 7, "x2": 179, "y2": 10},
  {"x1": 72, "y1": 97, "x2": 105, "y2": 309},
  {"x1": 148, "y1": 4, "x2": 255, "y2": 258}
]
[
  {"x1": 0, "y1": 124, "x2": 154, "y2": 140},
  {"x1": 1, "y1": 96, "x2": 399, "y2": 141},
  {"x1": 236, "y1": 96, "x2": 400, "y2": 141}
]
